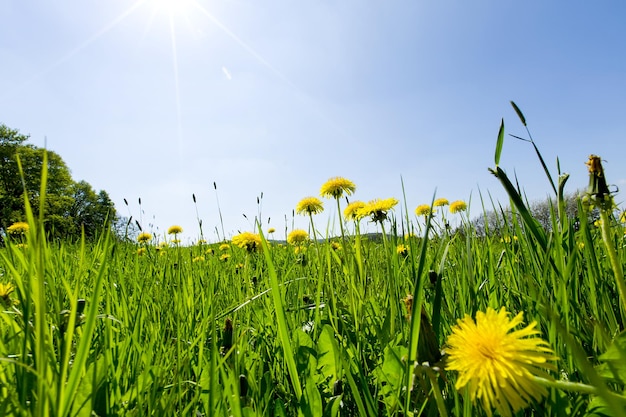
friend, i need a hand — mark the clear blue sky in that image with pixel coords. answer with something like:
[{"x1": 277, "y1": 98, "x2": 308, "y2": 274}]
[{"x1": 1, "y1": 0, "x2": 625, "y2": 242}]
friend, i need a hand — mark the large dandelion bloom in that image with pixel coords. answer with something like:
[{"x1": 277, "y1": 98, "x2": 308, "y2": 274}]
[
  {"x1": 320, "y1": 177, "x2": 356, "y2": 199},
  {"x1": 415, "y1": 204, "x2": 431, "y2": 217},
  {"x1": 449, "y1": 200, "x2": 467, "y2": 214},
  {"x1": 7, "y1": 222, "x2": 29, "y2": 235},
  {"x1": 344, "y1": 201, "x2": 366, "y2": 221},
  {"x1": 137, "y1": 232, "x2": 152, "y2": 243},
  {"x1": 360, "y1": 198, "x2": 398, "y2": 223},
  {"x1": 232, "y1": 232, "x2": 262, "y2": 252},
  {"x1": 445, "y1": 307, "x2": 556, "y2": 417},
  {"x1": 287, "y1": 229, "x2": 309, "y2": 245},
  {"x1": 167, "y1": 225, "x2": 183, "y2": 235},
  {"x1": 296, "y1": 197, "x2": 324, "y2": 215},
  {"x1": 433, "y1": 198, "x2": 449, "y2": 207}
]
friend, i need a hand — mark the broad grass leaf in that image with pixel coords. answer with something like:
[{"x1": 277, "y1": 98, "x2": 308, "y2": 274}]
[
  {"x1": 373, "y1": 345, "x2": 407, "y2": 411},
  {"x1": 301, "y1": 375, "x2": 323, "y2": 417},
  {"x1": 586, "y1": 396, "x2": 626, "y2": 417},
  {"x1": 597, "y1": 330, "x2": 626, "y2": 385},
  {"x1": 316, "y1": 325, "x2": 342, "y2": 391}
]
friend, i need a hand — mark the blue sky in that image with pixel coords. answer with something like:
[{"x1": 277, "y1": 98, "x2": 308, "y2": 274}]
[{"x1": 1, "y1": 0, "x2": 625, "y2": 242}]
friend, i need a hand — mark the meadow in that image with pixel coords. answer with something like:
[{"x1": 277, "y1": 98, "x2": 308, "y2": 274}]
[{"x1": 1, "y1": 112, "x2": 626, "y2": 416}]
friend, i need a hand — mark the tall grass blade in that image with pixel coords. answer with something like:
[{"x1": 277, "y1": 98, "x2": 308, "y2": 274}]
[
  {"x1": 510, "y1": 100, "x2": 527, "y2": 126},
  {"x1": 495, "y1": 118, "x2": 504, "y2": 166},
  {"x1": 257, "y1": 226, "x2": 303, "y2": 400}
]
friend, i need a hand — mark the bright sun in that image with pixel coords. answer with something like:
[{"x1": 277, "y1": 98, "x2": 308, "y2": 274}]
[{"x1": 150, "y1": 0, "x2": 195, "y2": 17}]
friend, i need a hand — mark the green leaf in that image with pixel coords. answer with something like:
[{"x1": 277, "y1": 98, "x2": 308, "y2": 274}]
[
  {"x1": 317, "y1": 325, "x2": 342, "y2": 391},
  {"x1": 597, "y1": 330, "x2": 626, "y2": 385},
  {"x1": 301, "y1": 375, "x2": 323, "y2": 417},
  {"x1": 495, "y1": 118, "x2": 505, "y2": 166},
  {"x1": 510, "y1": 100, "x2": 527, "y2": 126},
  {"x1": 586, "y1": 396, "x2": 625, "y2": 417},
  {"x1": 373, "y1": 344, "x2": 407, "y2": 411}
]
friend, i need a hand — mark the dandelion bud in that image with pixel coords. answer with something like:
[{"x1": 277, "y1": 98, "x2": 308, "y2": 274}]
[{"x1": 239, "y1": 374, "x2": 248, "y2": 397}]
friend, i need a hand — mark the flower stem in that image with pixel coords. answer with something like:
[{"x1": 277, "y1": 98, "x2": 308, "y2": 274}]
[
  {"x1": 599, "y1": 209, "x2": 626, "y2": 315},
  {"x1": 533, "y1": 377, "x2": 626, "y2": 405}
]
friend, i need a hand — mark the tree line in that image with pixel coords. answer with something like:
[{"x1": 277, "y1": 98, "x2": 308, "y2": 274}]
[{"x1": 0, "y1": 123, "x2": 117, "y2": 242}]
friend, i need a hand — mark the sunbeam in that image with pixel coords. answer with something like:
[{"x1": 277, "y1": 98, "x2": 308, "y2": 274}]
[
  {"x1": 189, "y1": 1, "x2": 297, "y2": 90},
  {"x1": 188, "y1": 1, "x2": 351, "y2": 140},
  {"x1": 168, "y1": 15, "x2": 185, "y2": 173}
]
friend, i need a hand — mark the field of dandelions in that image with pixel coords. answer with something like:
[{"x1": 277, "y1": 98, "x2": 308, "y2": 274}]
[{"x1": 1, "y1": 105, "x2": 626, "y2": 416}]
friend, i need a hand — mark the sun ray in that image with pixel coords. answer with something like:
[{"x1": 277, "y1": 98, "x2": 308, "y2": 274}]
[
  {"x1": 167, "y1": 14, "x2": 185, "y2": 173},
  {"x1": 188, "y1": 0, "x2": 352, "y2": 140},
  {"x1": 189, "y1": 1, "x2": 297, "y2": 90}
]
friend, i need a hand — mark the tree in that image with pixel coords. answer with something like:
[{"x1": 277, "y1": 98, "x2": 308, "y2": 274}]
[
  {"x1": 0, "y1": 123, "x2": 118, "y2": 240},
  {"x1": 69, "y1": 181, "x2": 116, "y2": 238},
  {"x1": 0, "y1": 124, "x2": 31, "y2": 228}
]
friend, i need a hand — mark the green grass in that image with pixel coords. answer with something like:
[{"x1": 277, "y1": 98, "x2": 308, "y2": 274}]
[{"x1": 1, "y1": 118, "x2": 626, "y2": 416}]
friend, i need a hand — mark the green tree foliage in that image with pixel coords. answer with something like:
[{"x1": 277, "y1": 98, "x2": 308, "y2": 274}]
[
  {"x1": 471, "y1": 191, "x2": 585, "y2": 236},
  {"x1": 0, "y1": 123, "x2": 116, "y2": 240}
]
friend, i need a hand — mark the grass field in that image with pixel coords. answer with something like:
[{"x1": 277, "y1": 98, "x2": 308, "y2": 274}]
[{"x1": 1, "y1": 116, "x2": 626, "y2": 416}]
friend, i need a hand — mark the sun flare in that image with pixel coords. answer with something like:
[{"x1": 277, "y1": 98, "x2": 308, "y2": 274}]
[{"x1": 150, "y1": 0, "x2": 196, "y2": 17}]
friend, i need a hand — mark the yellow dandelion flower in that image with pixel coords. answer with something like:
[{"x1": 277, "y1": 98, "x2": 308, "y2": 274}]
[
  {"x1": 197, "y1": 239, "x2": 207, "y2": 245},
  {"x1": 433, "y1": 198, "x2": 449, "y2": 207},
  {"x1": 397, "y1": 244, "x2": 409, "y2": 257},
  {"x1": 220, "y1": 253, "x2": 231, "y2": 262},
  {"x1": 294, "y1": 246, "x2": 307, "y2": 255},
  {"x1": 445, "y1": 307, "x2": 556, "y2": 417},
  {"x1": 137, "y1": 232, "x2": 152, "y2": 243},
  {"x1": 167, "y1": 225, "x2": 183, "y2": 235},
  {"x1": 577, "y1": 241, "x2": 585, "y2": 250},
  {"x1": 0, "y1": 282, "x2": 16, "y2": 307},
  {"x1": 192, "y1": 256, "x2": 205, "y2": 262},
  {"x1": 287, "y1": 229, "x2": 309, "y2": 245},
  {"x1": 500, "y1": 236, "x2": 517, "y2": 244},
  {"x1": 16, "y1": 243, "x2": 27, "y2": 249},
  {"x1": 232, "y1": 232, "x2": 262, "y2": 252},
  {"x1": 449, "y1": 200, "x2": 467, "y2": 214},
  {"x1": 620, "y1": 211, "x2": 626, "y2": 223},
  {"x1": 137, "y1": 247, "x2": 146, "y2": 256},
  {"x1": 296, "y1": 197, "x2": 324, "y2": 215},
  {"x1": 330, "y1": 241, "x2": 341, "y2": 251},
  {"x1": 7, "y1": 222, "x2": 29, "y2": 235},
  {"x1": 344, "y1": 201, "x2": 366, "y2": 221},
  {"x1": 219, "y1": 243, "x2": 230, "y2": 251},
  {"x1": 320, "y1": 177, "x2": 356, "y2": 199},
  {"x1": 206, "y1": 248, "x2": 214, "y2": 255},
  {"x1": 360, "y1": 198, "x2": 398, "y2": 223},
  {"x1": 268, "y1": 227, "x2": 276, "y2": 234},
  {"x1": 415, "y1": 204, "x2": 431, "y2": 217}
]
